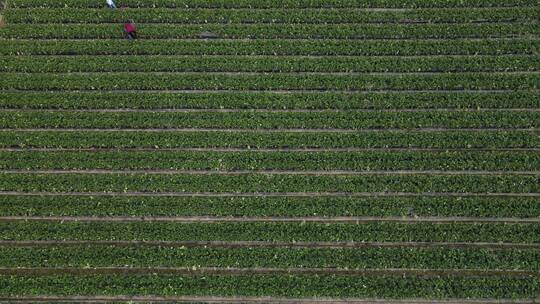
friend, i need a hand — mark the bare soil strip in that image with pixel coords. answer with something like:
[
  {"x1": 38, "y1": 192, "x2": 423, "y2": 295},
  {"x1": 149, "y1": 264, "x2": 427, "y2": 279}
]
[
  {"x1": 11, "y1": 53, "x2": 535, "y2": 58},
  {"x1": 2, "y1": 240, "x2": 538, "y2": 249},
  {"x1": 0, "y1": 267, "x2": 537, "y2": 278},
  {"x1": 12, "y1": 71, "x2": 540, "y2": 76},
  {"x1": 0, "y1": 147, "x2": 538, "y2": 152},
  {"x1": 0, "y1": 128, "x2": 536, "y2": 133},
  {"x1": 1, "y1": 191, "x2": 537, "y2": 198},
  {"x1": 21, "y1": 20, "x2": 527, "y2": 26},
  {"x1": 4, "y1": 37, "x2": 537, "y2": 41},
  {"x1": 0, "y1": 0, "x2": 5, "y2": 26},
  {"x1": 1, "y1": 216, "x2": 538, "y2": 224},
  {"x1": 0, "y1": 89, "x2": 525, "y2": 94},
  {"x1": 1, "y1": 169, "x2": 538, "y2": 175},
  {"x1": 0, "y1": 296, "x2": 537, "y2": 304},
  {"x1": 2, "y1": 6, "x2": 534, "y2": 11},
  {"x1": 1, "y1": 108, "x2": 539, "y2": 113},
  {"x1": 1, "y1": 36, "x2": 537, "y2": 41}
]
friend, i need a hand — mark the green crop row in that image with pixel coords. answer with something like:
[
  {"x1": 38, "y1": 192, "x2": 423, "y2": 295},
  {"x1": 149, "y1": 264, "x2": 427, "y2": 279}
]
[
  {"x1": 3, "y1": 274, "x2": 540, "y2": 298},
  {"x1": 0, "y1": 173, "x2": 538, "y2": 193},
  {"x1": 1, "y1": 39, "x2": 535, "y2": 56},
  {"x1": 2, "y1": 73, "x2": 538, "y2": 91},
  {"x1": 1, "y1": 91, "x2": 538, "y2": 110},
  {"x1": 1, "y1": 151, "x2": 538, "y2": 171},
  {"x1": 1, "y1": 130, "x2": 537, "y2": 149},
  {"x1": 2, "y1": 55, "x2": 538, "y2": 73},
  {"x1": 0, "y1": 23, "x2": 536, "y2": 39},
  {"x1": 2, "y1": 111, "x2": 538, "y2": 129},
  {"x1": 8, "y1": 0, "x2": 538, "y2": 9},
  {"x1": 3, "y1": 245, "x2": 539, "y2": 270},
  {"x1": 5, "y1": 8, "x2": 537, "y2": 24},
  {"x1": 1, "y1": 221, "x2": 539, "y2": 242},
  {"x1": 0, "y1": 196, "x2": 538, "y2": 218},
  {"x1": 0, "y1": 91, "x2": 538, "y2": 109}
]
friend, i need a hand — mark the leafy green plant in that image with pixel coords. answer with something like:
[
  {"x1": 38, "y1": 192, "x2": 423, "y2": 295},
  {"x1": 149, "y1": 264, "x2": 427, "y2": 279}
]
[
  {"x1": 1, "y1": 72, "x2": 538, "y2": 90},
  {"x1": 5, "y1": 7, "x2": 538, "y2": 24},
  {"x1": 2, "y1": 39, "x2": 535, "y2": 56},
  {"x1": 1, "y1": 23, "x2": 537, "y2": 39},
  {"x1": 1, "y1": 130, "x2": 537, "y2": 149},
  {"x1": 0, "y1": 195, "x2": 538, "y2": 217},
  {"x1": 2, "y1": 55, "x2": 538, "y2": 73}
]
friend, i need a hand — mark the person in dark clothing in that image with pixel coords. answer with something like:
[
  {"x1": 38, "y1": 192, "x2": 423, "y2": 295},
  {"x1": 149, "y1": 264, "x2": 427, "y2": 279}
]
[{"x1": 123, "y1": 22, "x2": 136, "y2": 40}]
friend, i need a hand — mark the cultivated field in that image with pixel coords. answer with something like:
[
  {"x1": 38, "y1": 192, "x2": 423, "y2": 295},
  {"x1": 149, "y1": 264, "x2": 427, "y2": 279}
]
[{"x1": 0, "y1": 0, "x2": 539, "y2": 303}]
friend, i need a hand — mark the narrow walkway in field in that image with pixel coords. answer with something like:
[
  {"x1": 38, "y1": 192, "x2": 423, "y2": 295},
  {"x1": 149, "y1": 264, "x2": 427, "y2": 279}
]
[
  {"x1": 1, "y1": 191, "x2": 537, "y2": 198},
  {"x1": 2, "y1": 89, "x2": 530, "y2": 93},
  {"x1": 1, "y1": 127, "x2": 537, "y2": 132},
  {"x1": 2, "y1": 36, "x2": 538, "y2": 41},
  {"x1": 0, "y1": 147, "x2": 538, "y2": 152},
  {"x1": 1, "y1": 169, "x2": 538, "y2": 175},
  {"x1": 0, "y1": 296, "x2": 537, "y2": 304},
  {"x1": 1, "y1": 108, "x2": 539, "y2": 113},
  {"x1": 6, "y1": 71, "x2": 539, "y2": 76},
  {"x1": 8, "y1": 53, "x2": 536, "y2": 58},
  {"x1": 1, "y1": 216, "x2": 538, "y2": 224}
]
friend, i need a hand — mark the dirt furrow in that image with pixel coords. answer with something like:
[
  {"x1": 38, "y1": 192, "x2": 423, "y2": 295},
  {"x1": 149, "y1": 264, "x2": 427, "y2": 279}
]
[
  {"x1": 0, "y1": 128, "x2": 537, "y2": 133},
  {"x1": 7, "y1": 53, "x2": 535, "y2": 58},
  {"x1": 3, "y1": 5, "x2": 534, "y2": 10},
  {"x1": 1, "y1": 108, "x2": 539, "y2": 113},
  {"x1": 4, "y1": 36, "x2": 537, "y2": 41},
  {"x1": 0, "y1": 191, "x2": 537, "y2": 197},
  {"x1": 1, "y1": 216, "x2": 538, "y2": 224},
  {"x1": 0, "y1": 147, "x2": 538, "y2": 152},
  {"x1": 1, "y1": 169, "x2": 538, "y2": 175},
  {"x1": 6, "y1": 71, "x2": 539, "y2": 76},
  {"x1": 1, "y1": 35, "x2": 536, "y2": 41},
  {"x1": 0, "y1": 89, "x2": 526, "y2": 94},
  {"x1": 0, "y1": 296, "x2": 537, "y2": 304}
]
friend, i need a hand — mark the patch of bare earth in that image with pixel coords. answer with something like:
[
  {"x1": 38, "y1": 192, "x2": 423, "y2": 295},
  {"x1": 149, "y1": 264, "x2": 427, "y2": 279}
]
[{"x1": 0, "y1": 1, "x2": 6, "y2": 27}]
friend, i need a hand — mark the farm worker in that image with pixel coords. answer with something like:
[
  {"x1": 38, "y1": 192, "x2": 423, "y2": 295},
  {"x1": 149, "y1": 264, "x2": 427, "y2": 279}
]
[
  {"x1": 124, "y1": 22, "x2": 137, "y2": 40},
  {"x1": 106, "y1": 0, "x2": 117, "y2": 8}
]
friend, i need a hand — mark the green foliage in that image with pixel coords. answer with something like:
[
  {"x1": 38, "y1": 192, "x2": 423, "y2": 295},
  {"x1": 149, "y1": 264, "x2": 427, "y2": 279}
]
[
  {"x1": 1, "y1": 91, "x2": 538, "y2": 109},
  {"x1": 1, "y1": 73, "x2": 538, "y2": 90},
  {"x1": 0, "y1": 173, "x2": 538, "y2": 193},
  {"x1": 0, "y1": 0, "x2": 538, "y2": 300},
  {"x1": 0, "y1": 196, "x2": 538, "y2": 217},
  {"x1": 1, "y1": 23, "x2": 537, "y2": 39},
  {"x1": 1, "y1": 110, "x2": 538, "y2": 129},
  {"x1": 2, "y1": 221, "x2": 539, "y2": 242},
  {"x1": 2, "y1": 39, "x2": 535, "y2": 56},
  {"x1": 5, "y1": 7, "x2": 538, "y2": 24},
  {"x1": 1, "y1": 150, "x2": 538, "y2": 171},
  {"x1": 2, "y1": 55, "x2": 538, "y2": 73},
  {"x1": 3, "y1": 245, "x2": 540, "y2": 269},
  {"x1": 1, "y1": 274, "x2": 539, "y2": 298},
  {"x1": 1, "y1": 130, "x2": 537, "y2": 148}
]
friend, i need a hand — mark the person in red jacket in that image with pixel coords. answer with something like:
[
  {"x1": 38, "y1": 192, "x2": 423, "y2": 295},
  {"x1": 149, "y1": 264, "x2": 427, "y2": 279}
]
[{"x1": 123, "y1": 22, "x2": 137, "y2": 40}]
